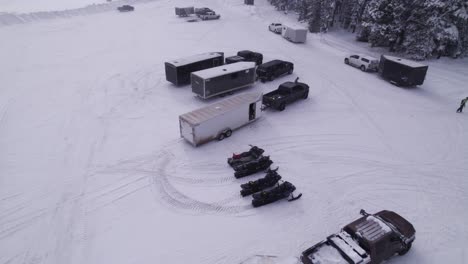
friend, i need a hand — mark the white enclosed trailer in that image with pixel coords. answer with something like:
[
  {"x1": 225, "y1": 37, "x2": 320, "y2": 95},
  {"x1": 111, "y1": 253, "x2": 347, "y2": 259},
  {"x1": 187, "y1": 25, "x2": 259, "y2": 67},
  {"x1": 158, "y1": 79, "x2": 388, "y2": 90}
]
[
  {"x1": 281, "y1": 26, "x2": 307, "y2": 43},
  {"x1": 179, "y1": 92, "x2": 263, "y2": 147}
]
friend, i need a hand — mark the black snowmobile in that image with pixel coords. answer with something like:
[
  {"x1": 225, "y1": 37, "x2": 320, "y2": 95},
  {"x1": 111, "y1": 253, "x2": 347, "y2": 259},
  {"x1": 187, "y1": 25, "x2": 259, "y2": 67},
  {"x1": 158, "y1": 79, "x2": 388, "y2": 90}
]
[
  {"x1": 234, "y1": 156, "x2": 273, "y2": 178},
  {"x1": 227, "y1": 145, "x2": 265, "y2": 168},
  {"x1": 240, "y1": 168, "x2": 282, "y2": 196},
  {"x1": 251, "y1": 181, "x2": 302, "y2": 207}
]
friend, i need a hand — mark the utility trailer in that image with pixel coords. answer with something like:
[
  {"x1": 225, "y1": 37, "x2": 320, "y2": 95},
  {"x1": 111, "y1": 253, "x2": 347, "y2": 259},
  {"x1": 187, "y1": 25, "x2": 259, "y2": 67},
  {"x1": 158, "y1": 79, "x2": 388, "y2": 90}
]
[
  {"x1": 179, "y1": 92, "x2": 263, "y2": 147},
  {"x1": 379, "y1": 55, "x2": 428, "y2": 87},
  {"x1": 175, "y1": 7, "x2": 194, "y2": 17},
  {"x1": 165, "y1": 52, "x2": 224, "y2": 86},
  {"x1": 191, "y1": 62, "x2": 256, "y2": 99},
  {"x1": 281, "y1": 26, "x2": 307, "y2": 43}
]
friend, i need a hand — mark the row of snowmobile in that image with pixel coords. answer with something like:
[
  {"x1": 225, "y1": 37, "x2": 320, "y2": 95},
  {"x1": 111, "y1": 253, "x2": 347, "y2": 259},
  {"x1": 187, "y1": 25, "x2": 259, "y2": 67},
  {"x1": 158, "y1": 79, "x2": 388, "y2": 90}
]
[{"x1": 227, "y1": 145, "x2": 302, "y2": 207}]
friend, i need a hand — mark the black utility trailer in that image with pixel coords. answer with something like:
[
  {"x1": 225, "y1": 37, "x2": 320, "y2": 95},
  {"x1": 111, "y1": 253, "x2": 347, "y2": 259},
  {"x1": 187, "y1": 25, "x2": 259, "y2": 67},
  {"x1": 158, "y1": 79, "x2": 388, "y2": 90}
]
[
  {"x1": 165, "y1": 52, "x2": 224, "y2": 86},
  {"x1": 191, "y1": 62, "x2": 256, "y2": 99},
  {"x1": 379, "y1": 55, "x2": 428, "y2": 87}
]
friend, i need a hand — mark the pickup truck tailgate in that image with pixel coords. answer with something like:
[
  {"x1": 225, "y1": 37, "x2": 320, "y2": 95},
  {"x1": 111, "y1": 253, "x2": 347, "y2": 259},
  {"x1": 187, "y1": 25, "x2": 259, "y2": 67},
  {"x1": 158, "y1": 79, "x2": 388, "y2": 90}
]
[{"x1": 302, "y1": 231, "x2": 370, "y2": 264}]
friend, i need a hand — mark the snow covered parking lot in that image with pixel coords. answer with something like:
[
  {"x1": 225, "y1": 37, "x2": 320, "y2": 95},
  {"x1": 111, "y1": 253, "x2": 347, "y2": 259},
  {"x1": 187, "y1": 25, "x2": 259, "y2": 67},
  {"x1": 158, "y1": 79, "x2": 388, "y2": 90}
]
[{"x1": 1, "y1": 0, "x2": 468, "y2": 263}]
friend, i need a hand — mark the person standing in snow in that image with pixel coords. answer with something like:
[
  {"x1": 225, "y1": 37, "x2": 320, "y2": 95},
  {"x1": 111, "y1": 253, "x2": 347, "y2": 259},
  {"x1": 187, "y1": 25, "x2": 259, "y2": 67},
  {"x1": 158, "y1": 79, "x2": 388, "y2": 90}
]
[{"x1": 456, "y1": 97, "x2": 468, "y2": 113}]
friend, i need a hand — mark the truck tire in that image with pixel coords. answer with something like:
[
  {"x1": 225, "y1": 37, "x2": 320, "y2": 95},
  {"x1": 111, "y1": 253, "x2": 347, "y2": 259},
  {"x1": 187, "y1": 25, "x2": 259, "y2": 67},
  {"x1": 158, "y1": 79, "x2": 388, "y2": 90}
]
[
  {"x1": 218, "y1": 133, "x2": 225, "y2": 141},
  {"x1": 278, "y1": 103, "x2": 286, "y2": 111},
  {"x1": 303, "y1": 92, "x2": 308, "y2": 99},
  {"x1": 268, "y1": 75, "x2": 274, "y2": 82},
  {"x1": 225, "y1": 129, "x2": 232, "y2": 137},
  {"x1": 288, "y1": 68, "x2": 293, "y2": 74},
  {"x1": 398, "y1": 243, "x2": 412, "y2": 256},
  {"x1": 344, "y1": 58, "x2": 349, "y2": 64},
  {"x1": 360, "y1": 65, "x2": 366, "y2": 71}
]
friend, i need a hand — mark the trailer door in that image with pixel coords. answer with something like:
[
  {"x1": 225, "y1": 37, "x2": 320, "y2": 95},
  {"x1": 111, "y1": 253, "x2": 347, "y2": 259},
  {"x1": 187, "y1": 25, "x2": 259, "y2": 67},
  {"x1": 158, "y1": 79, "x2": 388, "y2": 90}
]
[{"x1": 249, "y1": 103, "x2": 256, "y2": 121}]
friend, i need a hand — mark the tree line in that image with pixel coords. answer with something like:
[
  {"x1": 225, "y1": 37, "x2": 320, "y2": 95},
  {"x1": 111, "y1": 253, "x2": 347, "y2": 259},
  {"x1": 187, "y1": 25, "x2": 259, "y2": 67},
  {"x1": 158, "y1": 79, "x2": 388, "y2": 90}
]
[{"x1": 267, "y1": 0, "x2": 468, "y2": 60}]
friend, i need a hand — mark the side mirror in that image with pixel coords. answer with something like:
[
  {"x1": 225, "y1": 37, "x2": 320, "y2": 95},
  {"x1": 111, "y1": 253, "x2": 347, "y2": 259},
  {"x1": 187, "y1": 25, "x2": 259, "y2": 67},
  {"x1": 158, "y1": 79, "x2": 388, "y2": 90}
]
[{"x1": 360, "y1": 209, "x2": 369, "y2": 216}]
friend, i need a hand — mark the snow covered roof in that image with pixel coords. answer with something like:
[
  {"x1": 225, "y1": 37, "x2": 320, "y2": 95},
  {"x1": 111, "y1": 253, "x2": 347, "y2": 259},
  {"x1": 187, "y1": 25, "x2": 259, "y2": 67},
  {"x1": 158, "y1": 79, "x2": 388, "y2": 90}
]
[
  {"x1": 166, "y1": 52, "x2": 223, "y2": 67},
  {"x1": 382, "y1": 55, "x2": 427, "y2": 68},
  {"x1": 179, "y1": 92, "x2": 262, "y2": 126},
  {"x1": 282, "y1": 25, "x2": 307, "y2": 31},
  {"x1": 192, "y1": 62, "x2": 256, "y2": 79}
]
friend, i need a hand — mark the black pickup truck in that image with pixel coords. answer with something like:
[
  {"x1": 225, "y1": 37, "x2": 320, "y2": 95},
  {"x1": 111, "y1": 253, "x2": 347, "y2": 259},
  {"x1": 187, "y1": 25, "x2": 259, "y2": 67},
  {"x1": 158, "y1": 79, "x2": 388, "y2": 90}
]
[
  {"x1": 301, "y1": 209, "x2": 415, "y2": 264},
  {"x1": 262, "y1": 79, "x2": 309, "y2": 111}
]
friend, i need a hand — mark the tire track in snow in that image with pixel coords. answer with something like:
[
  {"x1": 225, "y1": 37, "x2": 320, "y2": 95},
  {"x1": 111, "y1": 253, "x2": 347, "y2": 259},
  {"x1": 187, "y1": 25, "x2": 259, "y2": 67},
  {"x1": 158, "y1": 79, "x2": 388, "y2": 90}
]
[{"x1": 150, "y1": 149, "x2": 254, "y2": 216}]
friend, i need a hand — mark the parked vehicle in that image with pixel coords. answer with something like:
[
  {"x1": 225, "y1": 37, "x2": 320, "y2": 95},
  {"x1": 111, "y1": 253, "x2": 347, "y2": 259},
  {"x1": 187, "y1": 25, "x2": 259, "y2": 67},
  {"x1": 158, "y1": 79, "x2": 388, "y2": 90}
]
[
  {"x1": 256, "y1": 60, "x2": 294, "y2": 82},
  {"x1": 191, "y1": 62, "x2": 256, "y2": 99},
  {"x1": 263, "y1": 78, "x2": 309, "y2": 111},
  {"x1": 281, "y1": 26, "x2": 307, "y2": 43},
  {"x1": 240, "y1": 168, "x2": 281, "y2": 196},
  {"x1": 379, "y1": 55, "x2": 429, "y2": 87},
  {"x1": 252, "y1": 181, "x2": 301, "y2": 207},
  {"x1": 226, "y1": 50, "x2": 263, "y2": 65},
  {"x1": 344, "y1": 54, "x2": 379, "y2": 72},
  {"x1": 175, "y1": 6, "x2": 194, "y2": 17},
  {"x1": 269, "y1": 23, "x2": 283, "y2": 34},
  {"x1": 179, "y1": 92, "x2": 263, "y2": 146},
  {"x1": 225, "y1": 55, "x2": 245, "y2": 64},
  {"x1": 165, "y1": 52, "x2": 224, "y2": 86},
  {"x1": 244, "y1": 0, "x2": 254, "y2": 5},
  {"x1": 199, "y1": 11, "x2": 220, "y2": 20},
  {"x1": 195, "y1": 7, "x2": 213, "y2": 16},
  {"x1": 234, "y1": 156, "x2": 273, "y2": 178},
  {"x1": 228, "y1": 145, "x2": 265, "y2": 167},
  {"x1": 237, "y1": 50, "x2": 263, "y2": 65},
  {"x1": 117, "y1": 5, "x2": 134, "y2": 12},
  {"x1": 301, "y1": 209, "x2": 416, "y2": 264}
]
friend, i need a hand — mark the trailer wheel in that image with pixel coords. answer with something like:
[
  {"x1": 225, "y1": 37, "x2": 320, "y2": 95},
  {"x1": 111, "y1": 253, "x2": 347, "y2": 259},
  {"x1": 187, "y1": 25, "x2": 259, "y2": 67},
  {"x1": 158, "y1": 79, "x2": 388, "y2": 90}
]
[
  {"x1": 225, "y1": 129, "x2": 232, "y2": 137},
  {"x1": 218, "y1": 133, "x2": 225, "y2": 141}
]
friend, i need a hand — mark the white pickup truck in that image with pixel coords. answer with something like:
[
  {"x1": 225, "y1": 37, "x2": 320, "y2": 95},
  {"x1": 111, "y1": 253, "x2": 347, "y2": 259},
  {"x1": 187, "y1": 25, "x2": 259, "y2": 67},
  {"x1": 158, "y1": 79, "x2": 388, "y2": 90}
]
[
  {"x1": 269, "y1": 23, "x2": 283, "y2": 33},
  {"x1": 344, "y1": 54, "x2": 379, "y2": 72},
  {"x1": 199, "y1": 11, "x2": 220, "y2": 20}
]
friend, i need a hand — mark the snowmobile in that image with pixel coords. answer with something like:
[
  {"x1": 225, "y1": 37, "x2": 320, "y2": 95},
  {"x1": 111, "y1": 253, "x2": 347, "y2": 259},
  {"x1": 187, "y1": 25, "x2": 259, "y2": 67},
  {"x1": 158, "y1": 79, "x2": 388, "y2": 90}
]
[
  {"x1": 234, "y1": 156, "x2": 273, "y2": 178},
  {"x1": 251, "y1": 181, "x2": 302, "y2": 207},
  {"x1": 240, "y1": 167, "x2": 282, "y2": 196},
  {"x1": 227, "y1": 145, "x2": 265, "y2": 168}
]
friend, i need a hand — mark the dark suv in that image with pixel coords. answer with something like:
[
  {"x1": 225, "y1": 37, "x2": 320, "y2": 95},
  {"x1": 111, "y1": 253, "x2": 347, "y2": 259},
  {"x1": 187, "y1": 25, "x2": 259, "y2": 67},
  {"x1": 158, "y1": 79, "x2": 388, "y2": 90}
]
[
  {"x1": 256, "y1": 60, "x2": 294, "y2": 82},
  {"x1": 237, "y1": 50, "x2": 263, "y2": 65}
]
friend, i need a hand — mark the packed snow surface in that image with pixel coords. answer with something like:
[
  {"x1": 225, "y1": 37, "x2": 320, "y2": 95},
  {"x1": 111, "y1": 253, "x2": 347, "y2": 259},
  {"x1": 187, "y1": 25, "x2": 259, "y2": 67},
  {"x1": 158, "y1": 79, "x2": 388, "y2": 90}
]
[{"x1": 1, "y1": 0, "x2": 468, "y2": 264}]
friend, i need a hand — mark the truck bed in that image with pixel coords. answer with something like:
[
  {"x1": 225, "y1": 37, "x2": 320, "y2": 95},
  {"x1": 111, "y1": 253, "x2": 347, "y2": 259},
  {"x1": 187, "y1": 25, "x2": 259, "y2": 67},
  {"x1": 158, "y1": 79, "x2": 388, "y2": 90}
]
[
  {"x1": 263, "y1": 91, "x2": 287, "y2": 104},
  {"x1": 301, "y1": 231, "x2": 370, "y2": 264}
]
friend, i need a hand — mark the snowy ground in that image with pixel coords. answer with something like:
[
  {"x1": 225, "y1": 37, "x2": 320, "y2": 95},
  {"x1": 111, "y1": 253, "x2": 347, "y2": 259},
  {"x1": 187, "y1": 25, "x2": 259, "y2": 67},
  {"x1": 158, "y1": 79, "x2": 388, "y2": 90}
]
[{"x1": 1, "y1": 0, "x2": 468, "y2": 264}]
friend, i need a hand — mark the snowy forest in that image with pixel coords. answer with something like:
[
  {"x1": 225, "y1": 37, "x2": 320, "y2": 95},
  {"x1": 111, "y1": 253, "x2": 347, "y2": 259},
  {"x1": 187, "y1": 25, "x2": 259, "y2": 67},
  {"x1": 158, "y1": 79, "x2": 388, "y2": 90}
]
[{"x1": 268, "y1": 0, "x2": 468, "y2": 60}]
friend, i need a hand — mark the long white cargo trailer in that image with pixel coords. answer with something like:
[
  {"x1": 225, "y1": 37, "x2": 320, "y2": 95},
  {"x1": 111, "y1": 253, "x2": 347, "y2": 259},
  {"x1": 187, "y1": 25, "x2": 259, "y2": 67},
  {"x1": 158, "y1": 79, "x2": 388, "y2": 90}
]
[
  {"x1": 179, "y1": 92, "x2": 263, "y2": 146},
  {"x1": 191, "y1": 62, "x2": 256, "y2": 99}
]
